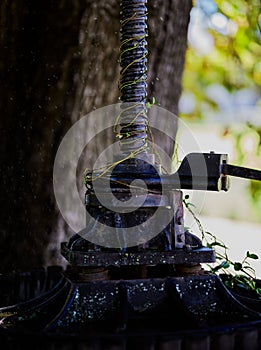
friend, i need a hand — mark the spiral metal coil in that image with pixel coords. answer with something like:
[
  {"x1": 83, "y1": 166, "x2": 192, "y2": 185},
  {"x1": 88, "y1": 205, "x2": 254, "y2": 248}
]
[{"x1": 119, "y1": 0, "x2": 148, "y2": 155}]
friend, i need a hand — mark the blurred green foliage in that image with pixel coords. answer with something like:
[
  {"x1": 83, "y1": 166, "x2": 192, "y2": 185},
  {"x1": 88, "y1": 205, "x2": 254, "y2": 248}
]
[
  {"x1": 181, "y1": 0, "x2": 260, "y2": 120},
  {"x1": 180, "y1": 0, "x2": 261, "y2": 221}
]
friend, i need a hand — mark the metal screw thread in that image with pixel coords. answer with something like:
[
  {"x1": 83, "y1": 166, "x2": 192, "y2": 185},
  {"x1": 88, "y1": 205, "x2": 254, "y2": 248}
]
[{"x1": 119, "y1": 0, "x2": 148, "y2": 155}]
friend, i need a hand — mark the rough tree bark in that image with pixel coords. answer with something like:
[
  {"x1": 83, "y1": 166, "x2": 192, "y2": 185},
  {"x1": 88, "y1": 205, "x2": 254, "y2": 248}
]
[{"x1": 0, "y1": 0, "x2": 192, "y2": 272}]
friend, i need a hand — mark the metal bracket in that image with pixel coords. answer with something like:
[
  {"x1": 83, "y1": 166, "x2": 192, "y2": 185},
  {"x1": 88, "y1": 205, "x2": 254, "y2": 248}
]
[{"x1": 107, "y1": 152, "x2": 261, "y2": 192}]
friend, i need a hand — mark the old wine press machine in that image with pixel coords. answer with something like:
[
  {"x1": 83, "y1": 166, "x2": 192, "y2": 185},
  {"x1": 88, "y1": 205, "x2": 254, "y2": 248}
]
[{"x1": 1, "y1": 1, "x2": 261, "y2": 349}]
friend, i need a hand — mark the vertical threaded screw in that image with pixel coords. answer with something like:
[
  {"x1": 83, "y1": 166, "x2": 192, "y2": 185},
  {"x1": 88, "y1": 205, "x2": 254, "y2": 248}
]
[{"x1": 119, "y1": 0, "x2": 148, "y2": 156}]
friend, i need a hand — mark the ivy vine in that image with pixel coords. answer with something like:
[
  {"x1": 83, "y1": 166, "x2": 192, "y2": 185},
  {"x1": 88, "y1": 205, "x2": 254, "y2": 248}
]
[{"x1": 183, "y1": 194, "x2": 261, "y2": 297}]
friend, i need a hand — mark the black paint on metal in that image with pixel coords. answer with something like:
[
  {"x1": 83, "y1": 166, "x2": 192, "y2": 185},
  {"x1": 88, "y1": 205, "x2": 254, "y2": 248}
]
[
  {"x1": 223, "y1": 163, "x2": 261, "y2": 182},
  {"x1": 105, "y1": 152, "x2": 261, "y2": 192},
  {"x1": 1, "y1": 271, "x2": 261, "y2": 350},
  {"x1": 61, "y1": 243, "x2": 216, "y2": 267}
]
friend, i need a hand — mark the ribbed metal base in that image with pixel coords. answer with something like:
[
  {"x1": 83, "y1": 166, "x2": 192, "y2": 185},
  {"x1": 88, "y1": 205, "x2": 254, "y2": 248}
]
[{"x1": 1, "y1": 268, "x2": 261, "y2": 349}]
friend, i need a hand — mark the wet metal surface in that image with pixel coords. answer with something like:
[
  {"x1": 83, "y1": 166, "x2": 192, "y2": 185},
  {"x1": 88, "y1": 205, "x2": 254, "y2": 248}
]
[
  {"x1": 62, "y1": 243, "x2": 216, "y2": 267},
  {"x1": 1, "y1": 274, "x2": 260, "y2": 334}
]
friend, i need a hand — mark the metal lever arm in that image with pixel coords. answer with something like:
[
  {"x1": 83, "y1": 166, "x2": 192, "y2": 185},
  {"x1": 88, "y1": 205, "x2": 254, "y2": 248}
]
[
  {"x1": 167, "y1": 152, "x2": 229, "y2": 191},
  {"x1": 167, "y1": 152, "x2": 261, "y2": 191},
  {"x1": 221, "y1": 163, "x2": 261, "y2": 182},
  {"x1": 106, "y1": 153, "x2": 261, "y2": 192},
  {"x1": 108, "y1": 153, "x2": 229, "y2": 191}
]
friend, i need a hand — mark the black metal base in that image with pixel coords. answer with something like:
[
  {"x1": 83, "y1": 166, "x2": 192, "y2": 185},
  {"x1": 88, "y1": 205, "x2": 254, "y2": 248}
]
[
  {"x1": 1, "y1": 269, "x2": 261, "y2": 349},
  {"x1": 61, "y1": 242, "x2": 216, "y2": 267},
  {"x1": 1, "y1": 272, "x2": 260, "y2": 332}
]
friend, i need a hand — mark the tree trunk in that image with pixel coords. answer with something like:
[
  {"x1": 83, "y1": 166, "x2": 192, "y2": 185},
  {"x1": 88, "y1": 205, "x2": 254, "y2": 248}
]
[{"x1": 0, "y1": 0, "x2": 192, "y2": 272}]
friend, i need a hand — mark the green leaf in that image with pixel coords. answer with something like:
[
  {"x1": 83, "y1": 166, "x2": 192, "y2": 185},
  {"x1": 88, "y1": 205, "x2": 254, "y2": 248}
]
[
  {"x1": 208, "y1": 242, "x2": 228, "y2": 249},
  {"x1": 212, "y1": 260, "x2": 230, "y2": 272},
  {"x1": 256, "y1": 288, "x2": 261, "y2": 296},
  {"x1": 224, "y1": 280, "x2": 232, "y2": 288},
  {"x1": 234, "y1": 262, "x2": 242, "y2": 271},
  {"x1": 220, "y1": 261, "x2": 230, "y2": 269},
  {"x1": 248, "y1": 280, "x2": 256, "y2": 290},
  {"x1": 234, "y1": 275, "x2": 255, "y2": 290},
  {"x1": 246, "y1": 251, "x2": 259, "y2": 260}
]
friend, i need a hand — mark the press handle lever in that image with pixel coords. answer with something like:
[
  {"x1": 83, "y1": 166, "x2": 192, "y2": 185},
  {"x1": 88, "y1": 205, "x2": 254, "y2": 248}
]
[
  {"x1": 107, "y1": 153, "x2": 261, "y2": 192},
  {"x1": 170, "y1": 152, "x2": 261, "y2": 191},
  {"x1": 221, "y1": 163, "x2": 261, "y2": 182}
]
